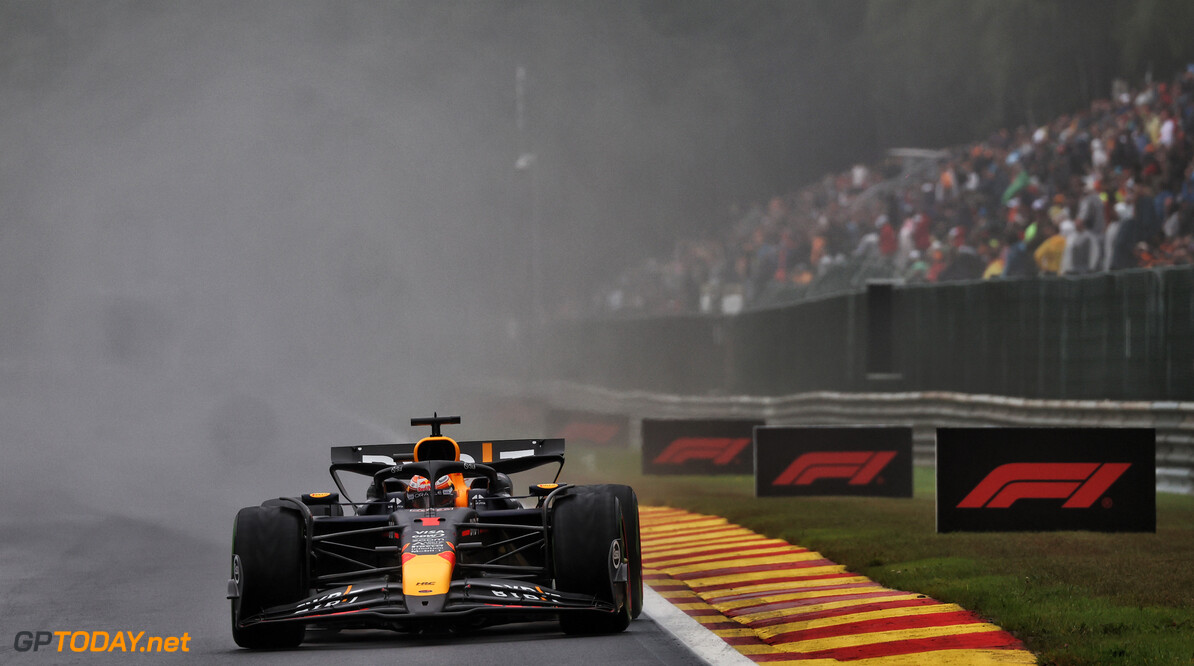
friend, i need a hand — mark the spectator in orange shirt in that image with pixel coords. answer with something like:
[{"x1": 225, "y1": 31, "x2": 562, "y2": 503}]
[{"x1": 1134, "y1": 241, "x2": 1161, "y2": 268}]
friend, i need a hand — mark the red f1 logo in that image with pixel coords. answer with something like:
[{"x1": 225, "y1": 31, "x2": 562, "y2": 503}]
[
  {"x1": 957, "y1": 462, "x2": 1131, "y2": 509},
  {"x1": 652, "y1": 438, "x2": 751, "y2": 465},
  {"x1": 771, "y1": 451, "x2": 897, "y2": 486}
]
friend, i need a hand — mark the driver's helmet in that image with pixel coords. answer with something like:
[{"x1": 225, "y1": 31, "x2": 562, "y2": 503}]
[{"x1": 405, "y1": 474, "x2": 457, "y2": 509}]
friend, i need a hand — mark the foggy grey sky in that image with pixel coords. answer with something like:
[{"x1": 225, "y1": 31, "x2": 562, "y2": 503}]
[
  {"x1": 0, "y1": 2, "x2": 515, "y2": 524},
  {"x1": 0, "y1": 1, "x2": 858, "y2": 529}
]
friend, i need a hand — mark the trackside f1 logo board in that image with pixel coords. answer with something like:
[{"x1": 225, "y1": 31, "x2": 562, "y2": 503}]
[
  {"x1": 642, "y1": 419, "x2": 764, "y2": 475},
  {"x1": 936, "y1": 428, "x2": 1155, "y2": 533},
  {"x1": 754, "y1": 426, "x2": 912, "y2": 497}
]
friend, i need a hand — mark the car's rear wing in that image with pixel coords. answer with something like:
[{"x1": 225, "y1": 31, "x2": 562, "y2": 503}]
[{"x1": 330, "y1": 438, "x2": 565, "y2": 476}]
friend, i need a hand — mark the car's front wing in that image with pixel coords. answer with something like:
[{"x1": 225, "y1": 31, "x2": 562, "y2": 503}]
[{"x1": 239, "y1": 577, "x2": 616, "y2": 630}]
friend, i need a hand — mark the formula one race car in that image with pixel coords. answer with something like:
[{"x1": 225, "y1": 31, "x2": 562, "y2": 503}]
[{"x1": 228, "y1": 414, "x2": 641, "y2": 649}]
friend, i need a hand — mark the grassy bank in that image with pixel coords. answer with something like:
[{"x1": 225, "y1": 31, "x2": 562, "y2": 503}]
[{"x1": 561, "y1": 444, "x2": 1194, "y2": 666}]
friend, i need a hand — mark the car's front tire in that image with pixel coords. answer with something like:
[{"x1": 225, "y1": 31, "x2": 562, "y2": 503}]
[
  {"x1": 587, "y1": 484, "x2": 643, "y2": 619},
  {"x1": 552, "y1": 487, "x2": 633, "y2": 634},
  {"x1": 230, "y1": 506, "x2": 306, "y2": 649}
]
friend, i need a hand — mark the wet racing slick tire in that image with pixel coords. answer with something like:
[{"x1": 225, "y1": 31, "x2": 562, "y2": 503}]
[
  {"x1": 578, "y1": 484, "x2": 642, "y2": 619},
  {"x1": 230, "y1": 506, "x2": 306, "y2": 649},
  {"x1": 552, "y1": 488, "x2": 633, "y2": 635}
]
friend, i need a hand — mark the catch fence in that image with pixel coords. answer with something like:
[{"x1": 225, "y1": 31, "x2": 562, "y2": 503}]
[{"x1": 547, "y1": 266, "x2": 1194, "y2": 402}]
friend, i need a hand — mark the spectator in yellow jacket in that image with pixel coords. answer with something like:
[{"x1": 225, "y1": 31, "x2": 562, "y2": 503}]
[{"x1": 1033, "y1": 221, "x2": 1067, "y2": 275}]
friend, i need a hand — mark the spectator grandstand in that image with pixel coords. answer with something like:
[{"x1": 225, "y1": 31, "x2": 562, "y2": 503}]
[{"x1": 596, "y1": 69, "x2": 1194, "y2": 316}]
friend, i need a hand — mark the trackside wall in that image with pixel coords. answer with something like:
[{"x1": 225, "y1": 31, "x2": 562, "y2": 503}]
[{"x1": 548, "y1": 266, "x2": 1194, "y2": 401}]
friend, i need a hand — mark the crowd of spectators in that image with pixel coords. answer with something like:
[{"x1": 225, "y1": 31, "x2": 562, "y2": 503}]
[{"x1": 597, "y1": 70, "x2": 1194, "y2": 316}]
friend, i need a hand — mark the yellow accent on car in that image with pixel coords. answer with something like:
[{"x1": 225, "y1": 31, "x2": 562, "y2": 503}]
[{"x1": 402, "y1": 555, "x2": 453, "y2": 596}]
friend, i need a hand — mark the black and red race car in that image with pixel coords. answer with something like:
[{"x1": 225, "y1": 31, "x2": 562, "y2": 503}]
[{"x1": 228, "y1": 414, "x2": 642, "y2": 649}]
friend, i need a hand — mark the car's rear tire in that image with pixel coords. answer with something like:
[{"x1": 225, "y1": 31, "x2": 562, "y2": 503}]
[
  {"x1": 230, "y1": 506, "x2": 306, "y2": 649},
  {"x1": 552, "y1": 488, "x2": 632, "y2": 635}
]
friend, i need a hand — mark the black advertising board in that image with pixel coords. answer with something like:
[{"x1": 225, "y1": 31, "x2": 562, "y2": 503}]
[
  {"x1": 754, "y1": 426, "x2": 913, "y2": 497},
  {"x1": 546, "y1": 409, "x2": 628, "y2": 447},
  {"x1": 642, "y1": 419, "x2": 764, "y2": 475},
  {"x1": 936, "y1": 428, "x2": 1155, "y2": 533}
]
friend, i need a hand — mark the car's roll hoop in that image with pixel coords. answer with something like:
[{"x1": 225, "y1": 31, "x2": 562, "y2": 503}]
[{"x1": 410, "y1": 413, "x2": 461, "y2": 437}]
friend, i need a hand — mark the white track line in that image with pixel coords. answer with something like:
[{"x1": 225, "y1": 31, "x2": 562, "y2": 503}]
[{"x1": 642, "y1": 585, "x2": 755, "y2": 666}]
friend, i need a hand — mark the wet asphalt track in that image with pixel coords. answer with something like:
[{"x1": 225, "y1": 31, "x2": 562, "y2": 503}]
[{"x1": 0, "y1": 513, "x2": 702, "y2": 665}]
